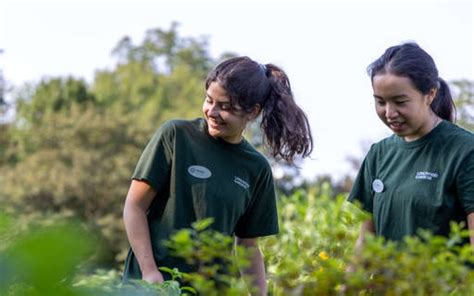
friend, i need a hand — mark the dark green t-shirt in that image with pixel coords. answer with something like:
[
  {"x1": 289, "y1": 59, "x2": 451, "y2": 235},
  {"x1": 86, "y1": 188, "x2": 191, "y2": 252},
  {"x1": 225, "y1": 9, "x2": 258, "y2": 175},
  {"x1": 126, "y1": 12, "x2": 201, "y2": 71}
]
[
  {"x1": 123, "y1": 118, "x2": 278, "y2": 280},
  {"x1": 348, "y1": 121, "x2": 474, "y2": 241}
]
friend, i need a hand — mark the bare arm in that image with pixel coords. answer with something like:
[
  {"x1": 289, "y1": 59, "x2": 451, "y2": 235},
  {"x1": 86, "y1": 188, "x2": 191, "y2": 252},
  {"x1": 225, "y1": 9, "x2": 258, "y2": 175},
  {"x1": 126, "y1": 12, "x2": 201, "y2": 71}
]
[
  {"x1": 467, "y1": 213, "x2": 474, "y2": 250},
  {"x1": 355, "y1": 219, "x2": 375, "y2": 256},
  {"x1": 346, "y1": 219, "x2": 375, "y2": 273},
  {"x1": 236, "y1": 237, "x2": 267, "y2": 296},
  {"x1": 123, "y1": 179, "x2": 163, "y2": 283}
]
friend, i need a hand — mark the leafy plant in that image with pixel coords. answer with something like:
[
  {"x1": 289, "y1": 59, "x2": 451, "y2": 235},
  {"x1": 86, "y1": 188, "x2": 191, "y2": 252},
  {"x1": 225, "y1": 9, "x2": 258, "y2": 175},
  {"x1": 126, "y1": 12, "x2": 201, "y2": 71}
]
[
  {"x1": 0, "y1": 213, "x2": 96, "y2": 296},
  {"x1": 262, "y1": 188, "x2": 474, "y2": 295},
  {"x1": 164, "y1": 218, "x2": 251, "y2": 295}
]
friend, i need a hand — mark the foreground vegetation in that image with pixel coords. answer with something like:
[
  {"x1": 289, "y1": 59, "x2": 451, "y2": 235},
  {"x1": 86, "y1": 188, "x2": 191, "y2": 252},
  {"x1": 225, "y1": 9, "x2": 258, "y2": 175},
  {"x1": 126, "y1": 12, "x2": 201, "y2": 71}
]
[{"x1": 2, "y1": 190, "x2": 474, "y2": 295}]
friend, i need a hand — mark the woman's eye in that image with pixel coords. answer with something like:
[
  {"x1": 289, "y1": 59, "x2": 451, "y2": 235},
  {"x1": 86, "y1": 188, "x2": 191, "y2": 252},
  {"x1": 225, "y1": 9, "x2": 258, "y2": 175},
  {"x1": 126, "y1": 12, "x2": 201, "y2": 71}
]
[{"x1": 220, "y1": 104, "x2": 231, "y2": 110}]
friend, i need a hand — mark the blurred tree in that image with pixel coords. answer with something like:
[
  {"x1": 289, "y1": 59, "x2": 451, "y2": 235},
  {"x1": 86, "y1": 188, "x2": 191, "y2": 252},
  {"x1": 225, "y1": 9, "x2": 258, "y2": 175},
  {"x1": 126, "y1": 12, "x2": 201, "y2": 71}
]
[
  {"x1": 0, "y1": 124, "x2": 10, "y2": 166},
  {"x1": 94, "y1": 22, "x2": 212, "y2": 124},
  {"x1": 16, "y1": 77, "x2": 95, "y2": 124},
  {"x1": 0, "y1": 23, "x2": 218, "y2": 267},
  {"x1": 1, "y1": 105, "x2": 150, "y2": 265},
  {"x1": 3, "y1": 77, "x2": 95, "y2": 168},
  {"x1": 0, "y1": 49, "x2": 14, "y2": 167},
  {"x1": 0, "y1": 48, "x2": 5, "y2": 111},
  {"x1": 452, "y1": 79, "x2": 474, "y2": 131}
]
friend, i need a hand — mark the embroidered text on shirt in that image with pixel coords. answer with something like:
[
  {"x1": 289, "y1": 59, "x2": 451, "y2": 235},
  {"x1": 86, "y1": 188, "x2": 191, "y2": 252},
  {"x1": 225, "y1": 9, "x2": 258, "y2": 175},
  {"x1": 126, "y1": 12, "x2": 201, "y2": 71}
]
[
  {"x1": 234, "y1": 176, "x2": 250, "y2": 189},
  {"x1": 415, "y1": 171, "x2": 438, "y2": 180}
]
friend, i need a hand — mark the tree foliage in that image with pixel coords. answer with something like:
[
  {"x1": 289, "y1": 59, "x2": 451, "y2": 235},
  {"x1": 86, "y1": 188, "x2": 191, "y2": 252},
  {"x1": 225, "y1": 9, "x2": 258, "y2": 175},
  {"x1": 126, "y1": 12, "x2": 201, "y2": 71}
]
[
  {"x1": 0, "y1": 49, "x2": 5, "y2": 111},
  {"x1": 452, "y1": 79, "x2": 474, "y2": 131},
  {"x1": 0, "y1": 23, "x2": 217, "y2": 266}
]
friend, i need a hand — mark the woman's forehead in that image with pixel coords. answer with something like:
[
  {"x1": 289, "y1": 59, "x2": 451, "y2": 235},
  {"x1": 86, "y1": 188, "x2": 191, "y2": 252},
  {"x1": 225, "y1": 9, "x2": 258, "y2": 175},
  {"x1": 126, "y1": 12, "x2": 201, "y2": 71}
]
[{"x1": 207, "y1": 82, "x2": 231, "y2": 102}]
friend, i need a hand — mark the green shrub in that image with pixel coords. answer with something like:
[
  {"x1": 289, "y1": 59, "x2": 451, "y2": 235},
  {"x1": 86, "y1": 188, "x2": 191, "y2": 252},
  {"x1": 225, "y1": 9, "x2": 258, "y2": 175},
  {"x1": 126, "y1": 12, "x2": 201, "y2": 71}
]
[
  {"x1": 0, "y1": 213, "x2": 96, "y2": 296},
  {"x1": 3, "y1": 187, "x2": 474, "y2": 295},
  {"x1": 262, "y1": 188, "x2": 474, "y2": 295}
]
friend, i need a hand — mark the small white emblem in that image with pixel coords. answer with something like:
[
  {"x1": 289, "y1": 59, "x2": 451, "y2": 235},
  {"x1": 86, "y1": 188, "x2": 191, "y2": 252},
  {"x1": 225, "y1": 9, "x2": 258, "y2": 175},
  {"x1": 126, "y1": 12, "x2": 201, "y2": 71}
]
[
  {"x1": 372, "y1": 179, "x2": 384, "y2": 193},
  {"x1": 187, "y1": 165, "x2": 212, "y2": 179}
]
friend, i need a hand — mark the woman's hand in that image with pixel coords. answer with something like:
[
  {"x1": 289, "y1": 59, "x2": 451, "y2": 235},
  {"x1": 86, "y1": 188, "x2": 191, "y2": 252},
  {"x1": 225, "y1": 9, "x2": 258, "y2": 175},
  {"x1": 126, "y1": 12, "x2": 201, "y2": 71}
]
[
  {"x1": 467, "y1": 212, "x2": 474, "y2": 251},
  {"x1": 236, "y1": 237, "x2": 267, "y2": 296},
  {"x1": 142, "y1": 269, "x2": 165, "y2": 284}
]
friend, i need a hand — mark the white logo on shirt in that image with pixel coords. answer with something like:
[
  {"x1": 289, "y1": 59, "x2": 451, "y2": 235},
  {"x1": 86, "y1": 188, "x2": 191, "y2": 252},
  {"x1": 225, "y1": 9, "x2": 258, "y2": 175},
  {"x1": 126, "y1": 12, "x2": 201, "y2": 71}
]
[
  {"x1": 415, "y1": 171, "x2": 438, "y2": 180},
  {"x1": 372, "y1": 179, "x2": 384, "y2": 193},
  {"x1": 234, "y1": 176, "x2": 249, "y2": 189},
  {"x1": 188, "y1": 165, "x2": 212, "y2": 179}
]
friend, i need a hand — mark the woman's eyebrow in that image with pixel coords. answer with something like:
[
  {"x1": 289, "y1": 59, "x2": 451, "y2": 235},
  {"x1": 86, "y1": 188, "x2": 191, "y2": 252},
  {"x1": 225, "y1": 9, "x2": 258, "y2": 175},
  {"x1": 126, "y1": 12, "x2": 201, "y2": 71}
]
[
  {"x1": 373, "y1": 94, "x2": 407, "y2": 100},
  {"x1": 206, "y1": 93, "x2": 231, "y2": 103}
]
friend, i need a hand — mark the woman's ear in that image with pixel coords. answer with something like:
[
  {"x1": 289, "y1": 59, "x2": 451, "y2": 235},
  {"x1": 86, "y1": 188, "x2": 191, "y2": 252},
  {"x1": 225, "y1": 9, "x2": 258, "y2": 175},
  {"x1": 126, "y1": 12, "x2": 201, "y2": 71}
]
[
  {"x1": 247, "y1": 104, "x2": 261, "y2": 121},
  {"x1": 427, "y1": 87, "x2": 438, "y2": 105}
]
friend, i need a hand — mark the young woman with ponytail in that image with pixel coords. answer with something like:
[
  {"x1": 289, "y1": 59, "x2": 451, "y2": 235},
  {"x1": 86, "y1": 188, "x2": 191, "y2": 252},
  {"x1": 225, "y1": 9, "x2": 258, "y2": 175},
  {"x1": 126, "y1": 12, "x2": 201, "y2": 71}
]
[
  {"x1": 348, "y1": 42, "x2": 474, "y2": 252},
  {"x1": 123, "y1": 56, "x2": 313, "y2": 294}
]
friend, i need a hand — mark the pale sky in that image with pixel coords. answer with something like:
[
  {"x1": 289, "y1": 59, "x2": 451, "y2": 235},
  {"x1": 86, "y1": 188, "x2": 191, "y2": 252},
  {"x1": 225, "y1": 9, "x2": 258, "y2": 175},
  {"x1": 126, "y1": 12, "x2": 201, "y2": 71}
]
[{"x1": 1, "y1": 0, "x2": 473, "y2": 180}]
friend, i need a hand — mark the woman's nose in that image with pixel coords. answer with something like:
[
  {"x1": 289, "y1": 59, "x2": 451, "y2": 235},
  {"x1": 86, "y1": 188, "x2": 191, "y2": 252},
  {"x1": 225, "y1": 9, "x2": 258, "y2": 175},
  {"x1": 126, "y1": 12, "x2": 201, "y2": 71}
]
[
  {"x1": 208, "y1": 103, "x2": 220, "y2": 117},
  {"x1": 385, "y1": 104, "x2": 398, "y2": 119}
]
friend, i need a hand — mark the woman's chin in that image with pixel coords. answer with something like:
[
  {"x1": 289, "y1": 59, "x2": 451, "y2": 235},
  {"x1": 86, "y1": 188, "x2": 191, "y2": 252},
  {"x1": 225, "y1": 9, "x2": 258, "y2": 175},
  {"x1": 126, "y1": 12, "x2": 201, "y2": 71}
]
[{"x1": 208, "y1": 127, "x2": 221, "y2": 138}]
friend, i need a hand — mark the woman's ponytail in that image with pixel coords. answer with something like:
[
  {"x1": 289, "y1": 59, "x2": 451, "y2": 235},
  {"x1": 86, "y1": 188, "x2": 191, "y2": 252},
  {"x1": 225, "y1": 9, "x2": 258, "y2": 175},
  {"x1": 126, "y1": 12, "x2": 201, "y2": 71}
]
[
  {"x1": 261, "y1": 64, "x2": 313, "y2": 163},
  {"x1": 431, "y1": 77, "x2": 455, "y2": 122}
]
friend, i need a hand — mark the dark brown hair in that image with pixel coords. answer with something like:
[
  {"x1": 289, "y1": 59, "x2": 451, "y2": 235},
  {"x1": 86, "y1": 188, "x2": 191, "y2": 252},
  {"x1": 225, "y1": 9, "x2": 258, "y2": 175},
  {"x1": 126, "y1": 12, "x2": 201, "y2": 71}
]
[
  {"x1": 367, "y1": 42, "x2": 455, "y2": 122},
  {"x1": 205, "y1": 56, "x2": 313, "y2": 162}
]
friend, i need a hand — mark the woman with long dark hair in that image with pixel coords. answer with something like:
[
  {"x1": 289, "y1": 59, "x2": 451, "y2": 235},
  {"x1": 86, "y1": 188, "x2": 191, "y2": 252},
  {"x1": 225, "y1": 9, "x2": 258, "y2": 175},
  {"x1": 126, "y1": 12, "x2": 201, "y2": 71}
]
[{"x1": 123, "y1": 56, "x2": 313, "y2": 294}]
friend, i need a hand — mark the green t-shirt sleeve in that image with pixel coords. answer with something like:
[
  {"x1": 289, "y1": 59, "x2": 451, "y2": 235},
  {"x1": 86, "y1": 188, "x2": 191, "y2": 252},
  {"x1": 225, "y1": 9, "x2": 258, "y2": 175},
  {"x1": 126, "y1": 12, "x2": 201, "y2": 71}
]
[
  {"x1": 347, "y1": 146, "x2": 375, "y2": 213},
  {"x1": 132, "y1": 121, "x2": 175, "y2": 192},
  {"x1": 234, "y1": 164, "x2": 279, "y2": 238},
  {"x1": 457, "y1": 151, "x2": 474, "y2": 214}
]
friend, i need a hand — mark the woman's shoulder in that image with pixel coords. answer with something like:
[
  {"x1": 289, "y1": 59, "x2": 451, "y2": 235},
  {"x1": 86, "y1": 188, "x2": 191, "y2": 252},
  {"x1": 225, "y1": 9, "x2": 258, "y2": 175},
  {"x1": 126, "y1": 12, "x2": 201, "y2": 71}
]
[
  {"x1": 233, "y1": 140, "x2": 272, "y2": 172},
  {"x1": 156, "y1": 118, "x2": 204, "y2": 134},
  {"x1": 160, "y1": 118, "x2": 202, "y2": 128},
  {"x1": 368, "y1": 134, "x2": 398, "y2": 152},
  {"x1": 240, "y1": 140, "x2": 271, "y2": 162},
  {"x1": 439, "y1": 121, "x2": 474, "y2": 146}
]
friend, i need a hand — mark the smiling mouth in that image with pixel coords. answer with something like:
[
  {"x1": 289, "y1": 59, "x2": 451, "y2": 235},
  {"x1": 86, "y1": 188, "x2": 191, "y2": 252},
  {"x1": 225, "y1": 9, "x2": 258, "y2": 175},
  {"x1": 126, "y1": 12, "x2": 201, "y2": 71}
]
[
  {"x1": 388, "y1": 121, "x2": 404, "y2": 130},
  {"x1": 208, "y1": 118, "x2": 225, "y2": 128}
]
